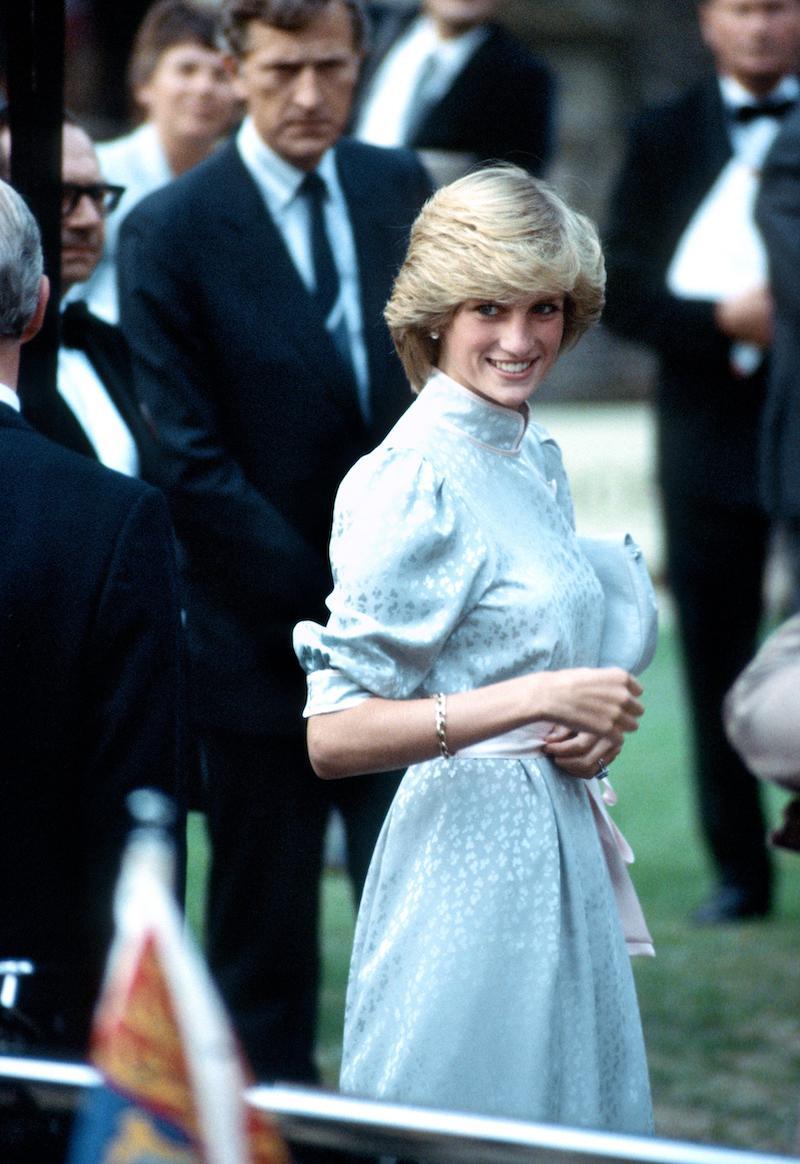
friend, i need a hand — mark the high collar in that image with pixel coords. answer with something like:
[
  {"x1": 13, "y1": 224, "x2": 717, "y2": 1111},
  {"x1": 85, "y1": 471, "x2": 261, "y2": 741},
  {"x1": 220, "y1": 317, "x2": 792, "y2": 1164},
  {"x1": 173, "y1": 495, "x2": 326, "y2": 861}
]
[{"x1": 420, "y1": 368, "x2": 529, "y2": 453}]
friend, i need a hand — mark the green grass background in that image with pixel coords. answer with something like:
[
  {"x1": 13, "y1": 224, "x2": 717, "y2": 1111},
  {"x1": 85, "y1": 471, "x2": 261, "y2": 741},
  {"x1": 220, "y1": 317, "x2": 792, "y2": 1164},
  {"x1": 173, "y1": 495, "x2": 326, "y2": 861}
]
[{"x1": 186, "y1": 623, "x2": 800, "y2": 1156}]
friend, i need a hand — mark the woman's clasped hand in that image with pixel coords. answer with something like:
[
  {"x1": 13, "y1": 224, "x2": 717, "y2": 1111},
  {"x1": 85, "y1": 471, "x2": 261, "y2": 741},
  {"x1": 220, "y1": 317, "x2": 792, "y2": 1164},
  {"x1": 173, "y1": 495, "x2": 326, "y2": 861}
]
[{"x1": 540, "y1": 666, "x2": 644, "y2": 778}]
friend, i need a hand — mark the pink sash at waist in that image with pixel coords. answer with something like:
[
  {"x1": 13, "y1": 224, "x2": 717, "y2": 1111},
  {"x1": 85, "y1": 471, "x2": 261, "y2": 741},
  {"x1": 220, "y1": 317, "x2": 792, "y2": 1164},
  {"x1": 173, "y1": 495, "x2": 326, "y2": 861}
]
[{"x1": 455, "y1": 725, "x2": 654, "y2": 957}]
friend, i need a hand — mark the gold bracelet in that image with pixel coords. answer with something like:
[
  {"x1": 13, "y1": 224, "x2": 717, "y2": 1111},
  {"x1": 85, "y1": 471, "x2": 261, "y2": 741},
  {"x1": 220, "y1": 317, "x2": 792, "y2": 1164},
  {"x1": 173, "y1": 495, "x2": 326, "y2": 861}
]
[{"x1": 434, "y1": 692, "x2": 452, "y2": 760}]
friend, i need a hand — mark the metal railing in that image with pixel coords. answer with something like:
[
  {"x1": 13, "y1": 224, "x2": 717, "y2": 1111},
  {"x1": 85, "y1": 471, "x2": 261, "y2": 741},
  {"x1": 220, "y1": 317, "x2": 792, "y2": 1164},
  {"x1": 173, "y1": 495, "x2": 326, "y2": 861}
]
[{"x1": 0, "y1": 1054, "x2": 793, "y2": 1164}]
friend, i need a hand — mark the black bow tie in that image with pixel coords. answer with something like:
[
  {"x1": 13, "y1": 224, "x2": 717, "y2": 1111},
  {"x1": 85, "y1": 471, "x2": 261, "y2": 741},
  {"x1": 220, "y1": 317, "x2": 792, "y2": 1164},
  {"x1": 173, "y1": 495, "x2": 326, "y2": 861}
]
[
  {"x1": 732, "y1": 98, "x2": 796, "y2": 123},
  {"x1": 60, "y1": 300, "x2": 93, "y2": 351}
]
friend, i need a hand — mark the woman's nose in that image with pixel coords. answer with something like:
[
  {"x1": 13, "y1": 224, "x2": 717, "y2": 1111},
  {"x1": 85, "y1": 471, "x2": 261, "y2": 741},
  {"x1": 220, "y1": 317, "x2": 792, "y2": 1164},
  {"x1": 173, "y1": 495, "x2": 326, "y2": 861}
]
[{"x1": 499, "y1": 312, "x2": 535, "y2": 353}]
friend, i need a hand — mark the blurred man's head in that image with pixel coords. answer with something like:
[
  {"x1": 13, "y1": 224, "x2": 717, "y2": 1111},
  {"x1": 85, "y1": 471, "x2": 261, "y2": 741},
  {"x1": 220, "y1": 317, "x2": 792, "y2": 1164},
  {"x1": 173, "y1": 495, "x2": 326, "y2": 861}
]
[
  {"x1": 0, "y1": 119, "x2": 122, "y2": 297},
  {"x1": 222, "y1": 0, "x2": 365, "y2": 170},
  {"x1": 699, "y1": 0, "x2": 800, "y2": 95},
  {"x1": 424, "y1": 0, "x2": 505, "y2": 38}
]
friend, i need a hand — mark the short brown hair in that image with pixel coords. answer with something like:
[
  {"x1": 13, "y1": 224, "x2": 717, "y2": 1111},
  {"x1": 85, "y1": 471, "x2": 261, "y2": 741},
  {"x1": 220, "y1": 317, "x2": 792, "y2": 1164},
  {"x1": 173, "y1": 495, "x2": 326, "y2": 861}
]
[
  {"x1": 128, "y1": 0, "x2": 224, "y2": 93},
  {"x1": 222, "y1": 0, "x2": 368, "y2": 56}
]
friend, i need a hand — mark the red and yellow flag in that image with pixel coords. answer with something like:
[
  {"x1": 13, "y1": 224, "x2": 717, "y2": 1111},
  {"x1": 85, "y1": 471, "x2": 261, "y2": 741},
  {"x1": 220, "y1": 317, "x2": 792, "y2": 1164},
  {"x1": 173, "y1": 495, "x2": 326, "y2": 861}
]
[{"x1": 69, "y1": 810, "x2": 290, "y2": 1164}]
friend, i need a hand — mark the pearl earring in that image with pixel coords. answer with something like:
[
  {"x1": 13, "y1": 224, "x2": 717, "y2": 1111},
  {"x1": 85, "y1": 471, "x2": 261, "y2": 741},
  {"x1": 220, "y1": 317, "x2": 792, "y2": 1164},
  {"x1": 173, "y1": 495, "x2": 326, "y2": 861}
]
[{"x1": 430, "y1": 332, "x2": 439, "y2": 340}]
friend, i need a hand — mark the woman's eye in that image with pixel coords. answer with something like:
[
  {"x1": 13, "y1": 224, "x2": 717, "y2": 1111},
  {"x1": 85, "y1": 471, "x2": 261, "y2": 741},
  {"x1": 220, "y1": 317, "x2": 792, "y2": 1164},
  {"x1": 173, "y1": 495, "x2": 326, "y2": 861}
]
[{"x1": 476, "y1": 303, "x2": 500, "y2": 317}]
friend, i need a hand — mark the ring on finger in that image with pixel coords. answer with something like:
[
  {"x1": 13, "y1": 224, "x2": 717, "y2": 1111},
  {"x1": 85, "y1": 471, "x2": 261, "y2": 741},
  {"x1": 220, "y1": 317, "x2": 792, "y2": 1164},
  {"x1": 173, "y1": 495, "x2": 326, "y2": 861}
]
[{"x1": 596, "y1": 758, "x2": 610, "y2": 781}]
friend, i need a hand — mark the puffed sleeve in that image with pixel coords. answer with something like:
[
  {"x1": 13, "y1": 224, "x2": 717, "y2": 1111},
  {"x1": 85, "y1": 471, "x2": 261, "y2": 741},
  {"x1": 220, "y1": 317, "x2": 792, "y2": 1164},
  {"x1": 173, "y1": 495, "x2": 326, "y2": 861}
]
[{"x1": 293, "y1": 446, "x2": 494, "y2": 715}]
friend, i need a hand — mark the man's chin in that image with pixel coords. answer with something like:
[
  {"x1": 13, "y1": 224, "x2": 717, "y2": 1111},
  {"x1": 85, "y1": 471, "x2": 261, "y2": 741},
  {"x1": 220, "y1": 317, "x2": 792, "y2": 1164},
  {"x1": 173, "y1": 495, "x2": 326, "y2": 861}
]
[
  {"x1": 61, "y1": 265, "x2": 97, "y2": 289},
  {"x1": 279, "y1": 130, "x2": 339, "y2": 169}
]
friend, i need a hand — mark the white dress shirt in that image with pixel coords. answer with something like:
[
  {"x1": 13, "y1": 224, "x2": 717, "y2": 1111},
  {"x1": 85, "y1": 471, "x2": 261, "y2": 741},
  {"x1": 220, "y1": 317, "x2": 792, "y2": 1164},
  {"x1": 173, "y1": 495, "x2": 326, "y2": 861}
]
[
  {"x1": 666, "y1": 75, "x2": 799, "y2": 376},
  {"x1": 236, "y1": 117, "x2": 370, "y2": 419},
  {"x1": 355, "y1": 16, "x2": 488, "y2": 147},
  {"x1": 58, "y1": 341, "x2": 140, "y2": 476},
  {"x1": 0, "y1": 383, "x2": 20, "y2": 411}
]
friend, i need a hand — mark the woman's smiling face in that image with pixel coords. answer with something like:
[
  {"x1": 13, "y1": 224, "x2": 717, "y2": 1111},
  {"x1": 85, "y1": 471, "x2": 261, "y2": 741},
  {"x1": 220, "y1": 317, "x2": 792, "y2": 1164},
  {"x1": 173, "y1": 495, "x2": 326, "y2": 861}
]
[{"x1": 437, "y1": 294, "x2": 566, "y2": 411}]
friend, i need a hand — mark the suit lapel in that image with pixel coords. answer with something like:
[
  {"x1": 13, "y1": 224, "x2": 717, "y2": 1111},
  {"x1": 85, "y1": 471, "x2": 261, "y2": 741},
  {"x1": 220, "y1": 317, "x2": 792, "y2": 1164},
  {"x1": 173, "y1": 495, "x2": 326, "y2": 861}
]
[
  {"x1": 685, "y1": 79, "x2": 733, "y2": 211},
  {"x1": 337, "y1": 140, "x2": 410, "y2": 435},
  {"x1": 18, "y1": 342, "x2": 97, "y2": 460},
  {"x1": 216, "y1": 144, "x2": 363, "y2": 430},
  {"x1": 76, "y1": 308, "x2": 166, "y2": 477},
  {"x1": 0, "y1": 401, "x2": 34, "y2": 432},
  {"x1": 414, "y1": 23, "x2": 497, "y2": 143}
]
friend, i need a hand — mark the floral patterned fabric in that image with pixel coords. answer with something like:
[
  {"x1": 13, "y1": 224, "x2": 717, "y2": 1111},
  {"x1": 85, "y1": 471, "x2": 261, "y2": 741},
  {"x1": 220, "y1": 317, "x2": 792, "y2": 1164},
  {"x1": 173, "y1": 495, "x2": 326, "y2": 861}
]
[{"x1": 294, "y1": 370, "x2": 653, "y2": 1132}]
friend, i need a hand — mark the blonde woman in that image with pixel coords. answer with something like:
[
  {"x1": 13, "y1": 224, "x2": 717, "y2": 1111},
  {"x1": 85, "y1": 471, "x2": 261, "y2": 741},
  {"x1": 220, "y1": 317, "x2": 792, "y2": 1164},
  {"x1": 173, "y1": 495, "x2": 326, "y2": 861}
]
[{"x1": 294, "y1": 165, "x2": 653, "y2": 1132}]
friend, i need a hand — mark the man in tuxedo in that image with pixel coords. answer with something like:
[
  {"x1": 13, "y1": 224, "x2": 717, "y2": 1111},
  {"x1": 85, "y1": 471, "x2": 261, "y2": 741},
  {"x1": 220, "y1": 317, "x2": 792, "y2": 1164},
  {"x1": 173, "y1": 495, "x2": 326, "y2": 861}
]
[
  {"x1": 118, "y1": 0, "x2": 432, "y2": 1086},
  {"x1": 0, "y1": 115, "x2": 162, "y2": 478},
  {"x1": 353, "y1": 0, "x2": 555, "y2": 184},
  {"x1": 756, "y1": 101, "x2": 800, "y2": 613},
  {"x1": 0, "y1": 178, "x2": 185, "y2": 1060},
  {"x1": 604, "y1": 0, "x2": 800, "y2": 924}
]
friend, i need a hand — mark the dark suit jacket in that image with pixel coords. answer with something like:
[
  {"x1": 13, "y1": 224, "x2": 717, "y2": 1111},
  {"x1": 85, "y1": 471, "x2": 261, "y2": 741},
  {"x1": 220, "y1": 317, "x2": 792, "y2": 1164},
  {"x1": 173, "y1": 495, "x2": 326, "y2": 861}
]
[
  {"x1": 355, "y1": 6, "x2": 555, "y2": 175},
  {"x1": 756, "y1": 103, "x2": 800, "y2": 517},
  {"x1": 603, "y1": 76, "x2": 767, "y2": 508},
  {"x1": 18, "y1": 301, "x2": 164, "y2": 481},
  {"x1": 0, "y1": 403, "x2": 184, "y2": 1051},
  {"x1": 118, "y1": 137, "x2": 432, "y2": 734}
]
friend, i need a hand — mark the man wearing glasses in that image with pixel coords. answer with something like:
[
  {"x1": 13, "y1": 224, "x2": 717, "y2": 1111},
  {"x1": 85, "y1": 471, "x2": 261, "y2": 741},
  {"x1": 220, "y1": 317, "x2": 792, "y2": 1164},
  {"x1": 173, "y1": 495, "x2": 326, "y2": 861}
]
[{"x1": 0, "y1": 116, "x2": 162, "y2": 478}]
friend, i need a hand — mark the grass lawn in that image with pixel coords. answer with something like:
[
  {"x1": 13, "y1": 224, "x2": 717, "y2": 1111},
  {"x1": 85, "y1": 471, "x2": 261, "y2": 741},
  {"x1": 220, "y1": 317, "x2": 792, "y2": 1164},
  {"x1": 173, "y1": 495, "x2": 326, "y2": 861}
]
[
  {"x1": 186, "y1": 622, "x2": 800, "y2": 1156},
  {"x1": 613, "y1": 624, "x2": 800, "y2": 1155}
]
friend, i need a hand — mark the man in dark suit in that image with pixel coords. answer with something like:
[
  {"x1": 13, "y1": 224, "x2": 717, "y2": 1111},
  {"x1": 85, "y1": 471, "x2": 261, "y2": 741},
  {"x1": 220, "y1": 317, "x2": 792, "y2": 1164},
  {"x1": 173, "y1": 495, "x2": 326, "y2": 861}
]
[
  {"x1": 604, "y1": 0, "x2": 800, "y2": 924},
  {"x1": 353, "y1": 0, "x2": 555, "y2": 183},
  {"x1": 756, "y1": 101, "x2": 800, "y2": 613},
  {"x1": 0, "y1": 178, "x2": 185, "y2": 1059},
  {"x1": 118, "y1": 0, "x2": 432, "y2": 1086},
  {"x1": 0, "y1": 116, "x2": 162, "y2": 479}
]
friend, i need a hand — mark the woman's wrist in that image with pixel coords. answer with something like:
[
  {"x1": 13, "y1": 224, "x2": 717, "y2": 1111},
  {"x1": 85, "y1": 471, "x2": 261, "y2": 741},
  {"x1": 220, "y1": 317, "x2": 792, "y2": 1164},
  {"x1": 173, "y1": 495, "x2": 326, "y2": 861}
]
[
  {"x1": 446, "y1": 672, "x2": 554, "y2": 749},
  {"x1": 433, "y1": 692, "x2": 453, "y2": 759}
]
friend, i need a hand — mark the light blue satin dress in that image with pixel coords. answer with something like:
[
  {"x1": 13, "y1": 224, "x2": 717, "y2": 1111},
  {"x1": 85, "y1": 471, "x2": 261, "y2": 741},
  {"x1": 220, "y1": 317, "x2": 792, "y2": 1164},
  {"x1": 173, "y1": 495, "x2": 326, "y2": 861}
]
[{"x1": 294, "y1": 371, "x2": 653, "y2": 1133}]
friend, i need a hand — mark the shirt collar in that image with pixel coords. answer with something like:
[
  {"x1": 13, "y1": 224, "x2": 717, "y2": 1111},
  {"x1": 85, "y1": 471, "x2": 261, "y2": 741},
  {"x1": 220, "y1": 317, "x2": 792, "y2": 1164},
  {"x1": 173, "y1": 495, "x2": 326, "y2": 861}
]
[
  {"x1": 133, "y1": 121, "x2": 175, "y2": 183},
  {"x1": 422, "y1": 368, "x2": 529, "y2": 453},
  {"x1": 415, "y1": 14, "x2": 489, "y2": 62},
  {"x1": 720, "y1": 73, "x2": 800, "y2": 112},
  {"x1": 0, "y1": 382, "x2": 20, "y2": 411},
  {"x1": 236, "y1": 116, "x2": 338, "y2": 214}
]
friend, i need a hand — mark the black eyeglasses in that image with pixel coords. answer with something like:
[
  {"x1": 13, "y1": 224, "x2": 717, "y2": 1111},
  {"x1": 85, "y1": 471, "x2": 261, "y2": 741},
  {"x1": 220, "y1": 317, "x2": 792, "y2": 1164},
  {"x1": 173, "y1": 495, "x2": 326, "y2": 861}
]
[{"x1": 61, "y1": 182, "x2": 126, "y2": 218}]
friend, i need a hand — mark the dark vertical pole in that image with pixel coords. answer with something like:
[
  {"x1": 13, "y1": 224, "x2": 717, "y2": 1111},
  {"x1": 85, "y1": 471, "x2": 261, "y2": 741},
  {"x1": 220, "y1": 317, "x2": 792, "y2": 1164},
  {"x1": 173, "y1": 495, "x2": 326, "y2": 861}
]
[{"x1": 6, "y1": 0, "x2": 64, "y2": 410}]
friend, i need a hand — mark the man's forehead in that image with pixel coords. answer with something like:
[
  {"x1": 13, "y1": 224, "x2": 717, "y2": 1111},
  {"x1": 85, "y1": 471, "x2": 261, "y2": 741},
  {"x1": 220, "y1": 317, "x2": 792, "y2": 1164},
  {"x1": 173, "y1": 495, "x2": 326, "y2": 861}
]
[
  {"x1": 241, "y1": 13, "x2": 356, "y2": 62},
  {"x1": 705, "y1": 0, "x2": 800, "y2": 10},
  {"x1": 0, "y1": 124, "x2": 102, "y2": 180},
  {"x1": 249, "y1": 40, "x2": 355, "y2": 63},
  {"x1": 62, "y1": 127, "x2": 102, "y2": 181}
]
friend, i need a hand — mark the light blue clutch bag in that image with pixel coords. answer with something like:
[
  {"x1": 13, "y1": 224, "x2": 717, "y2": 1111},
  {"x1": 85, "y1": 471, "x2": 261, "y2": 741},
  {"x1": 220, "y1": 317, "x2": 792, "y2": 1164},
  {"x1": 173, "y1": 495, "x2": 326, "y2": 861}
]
[{"x1": 578, "y1": 533, "x2": 659, "y2": 676}]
